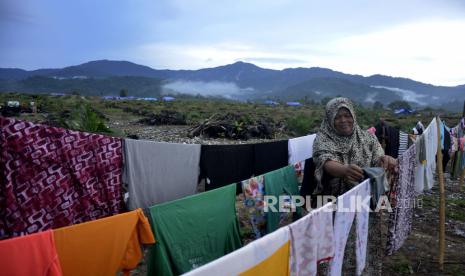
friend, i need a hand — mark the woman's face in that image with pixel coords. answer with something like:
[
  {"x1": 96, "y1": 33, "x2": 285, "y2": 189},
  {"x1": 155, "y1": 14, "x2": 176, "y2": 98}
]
[{"x1": 334, "y1": 107, "x2": 354, "y2": 136}]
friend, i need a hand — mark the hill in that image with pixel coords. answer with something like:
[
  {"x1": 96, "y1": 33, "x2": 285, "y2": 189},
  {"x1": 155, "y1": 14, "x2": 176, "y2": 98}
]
[{"x1": 1, "y1": 60, "x2": 464, "y2": 108}]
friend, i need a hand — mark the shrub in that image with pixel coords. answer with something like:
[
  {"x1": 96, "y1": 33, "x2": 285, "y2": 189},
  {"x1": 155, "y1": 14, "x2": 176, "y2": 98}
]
[{"x1": 286, "y1": 114, "x2": 315, "y2": 136}]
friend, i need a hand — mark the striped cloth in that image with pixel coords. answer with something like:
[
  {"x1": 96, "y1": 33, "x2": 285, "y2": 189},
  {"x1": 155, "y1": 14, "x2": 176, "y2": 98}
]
[{"x1": 398, "y1": 131, "x2": 409, "y2": 157}]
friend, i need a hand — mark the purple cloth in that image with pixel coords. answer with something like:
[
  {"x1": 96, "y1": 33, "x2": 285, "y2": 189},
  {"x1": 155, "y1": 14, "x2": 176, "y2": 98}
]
[
  {"x1": 0, "y1": 117, "x2": 123, "y2": 239},
  {"x1": 386, "y1": 144, "x2": 417, "y2": 255}
]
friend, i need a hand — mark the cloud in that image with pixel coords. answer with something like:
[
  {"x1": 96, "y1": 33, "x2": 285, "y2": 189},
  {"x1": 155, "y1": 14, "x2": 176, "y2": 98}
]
[
  {"x1": 364, "y1": 92, "x2": 378, "y2": 103},
  {"x1": 318, "y1": 20, "x2": 465, "y2": 86},
  {"x1": 162, "y1": 80, "x2": 254, "y2": 99},
  {"x1": 131, "y1": 42, "x2": 313, "y2": 70},
  {"x1": 371, "y1": 85, "x2": 427, "y2": 105}
]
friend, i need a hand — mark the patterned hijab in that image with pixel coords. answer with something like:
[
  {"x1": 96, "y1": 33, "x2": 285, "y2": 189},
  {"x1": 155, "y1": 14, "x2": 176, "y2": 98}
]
[{"x1": 312, "y1": 97, "x2": 384, "y2": 194}]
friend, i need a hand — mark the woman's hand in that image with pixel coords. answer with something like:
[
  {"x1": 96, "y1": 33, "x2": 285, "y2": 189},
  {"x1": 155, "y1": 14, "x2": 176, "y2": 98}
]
[
  {"x1": 379, "y1": 155, "x2": 398, "y2": 173},
  {"x1": 342, "y1": 164, "x2": 364, "y2": 182},
  {"x1": 324, "y1": 161, "x2": 364, "y2": 182}
]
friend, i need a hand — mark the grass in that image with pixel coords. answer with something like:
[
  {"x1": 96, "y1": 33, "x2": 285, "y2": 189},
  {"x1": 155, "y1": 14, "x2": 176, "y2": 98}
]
[
  {"x1": 446, "y1": 198, "x2": 465, "y2": 222},
  {"x1": 393, "y1": 259, "x2": 413, "y2": 275},
  {"x1": 0, "y1": 93, "x2": 461, "y2": 137}
]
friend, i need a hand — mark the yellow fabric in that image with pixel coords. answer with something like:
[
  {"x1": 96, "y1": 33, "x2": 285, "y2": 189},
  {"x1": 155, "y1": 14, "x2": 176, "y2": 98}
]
[
  {"x1": 240, "y1": 241, "x2": 290, "y2": 276},
  {"x1": 53, "y1": 209, "x2": 155, "y2": 276}
]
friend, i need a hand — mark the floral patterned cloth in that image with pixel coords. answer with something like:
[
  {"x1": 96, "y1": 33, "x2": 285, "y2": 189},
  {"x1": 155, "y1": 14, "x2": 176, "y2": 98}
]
[
  {"x1": 289, "y1": 202, "x2": 335, "y2": 276},
  {"x1": 0, "y1": 117, "x2": 123, "y2": 239},
  {"x1": 293, "y1": 161, "x2": 304, "y2": 184},
  {"x1": 242, "y1": 175, "x2": 266, "y2": 238},
  {"x1": 386, "y1": 145, "x2": 417, "y2": 255}
]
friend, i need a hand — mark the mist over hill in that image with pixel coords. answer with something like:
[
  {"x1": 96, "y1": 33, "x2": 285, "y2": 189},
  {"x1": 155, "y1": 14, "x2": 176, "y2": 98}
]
[{"x1": 1, "y1": 60, "x2": 463, "y2": 109}]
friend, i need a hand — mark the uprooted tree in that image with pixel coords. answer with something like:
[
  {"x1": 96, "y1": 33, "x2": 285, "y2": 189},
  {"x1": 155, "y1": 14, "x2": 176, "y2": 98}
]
[{"x1": 188, "y1": 113, "x2": 277, "y2": 140}]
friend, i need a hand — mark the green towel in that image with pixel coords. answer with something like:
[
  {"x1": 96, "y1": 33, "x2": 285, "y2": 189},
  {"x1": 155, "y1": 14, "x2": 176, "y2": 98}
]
[
  {"x1": 264, "y1": 165, "x2": 302, "y2": 234},
  {"x1": 147, "y1": 184, "x2": 242, "y2": 276}
]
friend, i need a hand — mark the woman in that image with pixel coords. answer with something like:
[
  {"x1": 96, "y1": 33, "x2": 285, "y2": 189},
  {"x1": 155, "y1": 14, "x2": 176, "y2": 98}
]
[
  {"x1": 312, "y1": 97, "x2": 397, "y2": 275},
  {"x1": 313, "y1": 97, "x2": 397, "y2": 196}
]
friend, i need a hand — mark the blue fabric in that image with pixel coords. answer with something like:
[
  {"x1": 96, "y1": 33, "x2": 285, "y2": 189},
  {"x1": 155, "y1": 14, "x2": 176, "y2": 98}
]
[{"x1": 440, "y1": 120, "x2": 445, "y2": 149}]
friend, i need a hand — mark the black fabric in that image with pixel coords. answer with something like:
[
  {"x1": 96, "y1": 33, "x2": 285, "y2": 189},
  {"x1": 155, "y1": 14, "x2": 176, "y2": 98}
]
[
  {"x1": 444, "y1": 126, "x2": 451, "y2": 151},
  {"x1": 200, "y1": 144, "x2": 254, "y2": 193},
  {"x1": 443, "y1": 126, "x2": 451, "y2": 170},
  {"x1": 299, "y1": 158, "x2": 327, "y2": 208},
  {"x1": 375, "y1": 122, "x2": 399, "y2": 158},
  {"x1": 363, "y1": 167, "x2": 388, "y2": 210},
  {"x1": 387, "y1": 126, "x2": 400, "y2": 158},
  {"x1": 375, "y1": 122, "x2": 387, "y2": 148},
  {"x1": 253, "y1": 140, "x2": 289, "y2": 176},
  {"x1": 299, "y1": 158, "x2": 317, "y2": 198}
]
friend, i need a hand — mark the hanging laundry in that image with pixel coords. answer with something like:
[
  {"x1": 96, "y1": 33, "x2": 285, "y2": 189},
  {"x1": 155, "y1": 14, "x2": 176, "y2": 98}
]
[
  {"x1": 375, "y1": 120, "x2": 389, "y2": 150},
  {"x1": 414, "y1": 132, "x2": 427, "y2": 194},
  {"x1": 329, "y1": 179, "x2": 371, "y2": 276},
  {"x1": 241, "y1": 175, "x2": 267, "y2": 239},
  {"x1": 253, "y1": 140, "x2": 289, "y2": 176},
  {"x1": 451, "y1": 134, "x2": 458, "y2": 153},
  {"x1": 299, "y1": 158, "x2": 318, "y2": 205},
  {"x1": 293, "y1": 160, "x2": 305, "y2": 184},
  {"x1": 123, "y1": 139, "x2": 201, "y2": 209},
  {"x1": 386, "y1": 145, "x2": 417, "y2": 255},
  {"x1": 439, "y1": 120, "x2": 445, "y2": 148},
  {"x1": 0, "y1": 230, "x2": 63, "y2": 276},
  {"x1": 288, "y1": 134, "x2": 317, "y2": 165},
  {"x1": 240, "y1": 240, "x2": 290, "y2": 276},
  {"x1": 452, "y1": 151, "x2": 462, "y2": 179},
  {"x1": 375, "y1": 121, "x2": 399, "y2": 158},
  {"x1": 387, "y1": 126, "x2": 400, "y2": 158},
  {"x1": 200, "y1": 144, "x2": 254, "y2": 192},
  {"x1": 183, "y1": 226, "x2": 290, "y2": 276},
  {"x1": 442, "y1": 123, "x2": 451, "y2": 170},
  {"x1": 289, "y1": 203, "x2": 335, "y2": 276},
  {"x1": 147, "y1": 184, "x2": 242, "y2": 276},
  {"x1": 367, "y1": 127, "x2": 376, "y2": 135},
  {"x1": 264, "y1": 165, "x2": 302, "y2": 234},
  {"x1": 415, "y1": 121, "x2": 425, "y2": 135},
  {"x1": 53, "y1": 208, "x2": 154, "y2": 276},
  {"x1": 363, "y1": 167, "x2": 388, "y2": 210},
  {"x1": 0, "y1": 117, "x2": 123, "y2": 239},
  {"x1": 424, "y1": 118, "x2": 438, "y2": 190},
  {"x1": 398, "y1": 131, "x2": 409, "y2": 157}
]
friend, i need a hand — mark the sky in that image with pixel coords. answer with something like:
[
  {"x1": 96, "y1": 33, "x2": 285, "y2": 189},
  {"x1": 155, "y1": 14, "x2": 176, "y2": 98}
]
[{"x1": 1, "y1": 0, "x2": 465, "y2": 86}]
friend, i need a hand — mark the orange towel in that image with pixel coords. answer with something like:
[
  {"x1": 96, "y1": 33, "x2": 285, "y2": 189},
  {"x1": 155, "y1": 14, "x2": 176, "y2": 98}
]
[
  {"x1": 0, "y1": 230, "x2": 63, "y2": 276},
  {"x1": 53, "y1": 208, "x2": 155, "y2": 276}
]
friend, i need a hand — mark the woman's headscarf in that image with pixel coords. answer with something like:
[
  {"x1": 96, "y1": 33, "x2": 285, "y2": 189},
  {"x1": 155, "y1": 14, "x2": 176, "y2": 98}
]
[{"x1": 312, "y1": 97, "x2": 384, "y2": 194}]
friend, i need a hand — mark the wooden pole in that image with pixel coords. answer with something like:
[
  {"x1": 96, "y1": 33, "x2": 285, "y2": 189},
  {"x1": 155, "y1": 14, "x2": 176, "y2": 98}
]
[{"x1": 436, "y1": 116, "x2": 446, "y2": 270}]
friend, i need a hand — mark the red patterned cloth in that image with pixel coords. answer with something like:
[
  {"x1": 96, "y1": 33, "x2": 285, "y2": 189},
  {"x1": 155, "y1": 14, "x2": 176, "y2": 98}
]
[{"x1": 0, "y1": 117, "x2": 123, "y2": 239}]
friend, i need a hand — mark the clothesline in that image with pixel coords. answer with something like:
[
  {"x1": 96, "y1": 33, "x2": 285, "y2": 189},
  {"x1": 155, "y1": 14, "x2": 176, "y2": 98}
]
[{"x1": 0, "y1": 115, "x2": 450, "y2": 275}]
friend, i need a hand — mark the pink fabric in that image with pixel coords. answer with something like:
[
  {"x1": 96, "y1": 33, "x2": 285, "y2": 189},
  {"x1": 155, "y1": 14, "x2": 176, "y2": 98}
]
[
  {"x1": 367, "y1": 127, "x2": 376, "y2": 135},
  {"x1": 0, "y1": 117, "x2": 123, "y2": 239},
  {"x1": 460, "y1": 137, "x2": 465, "y2": 152}
]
